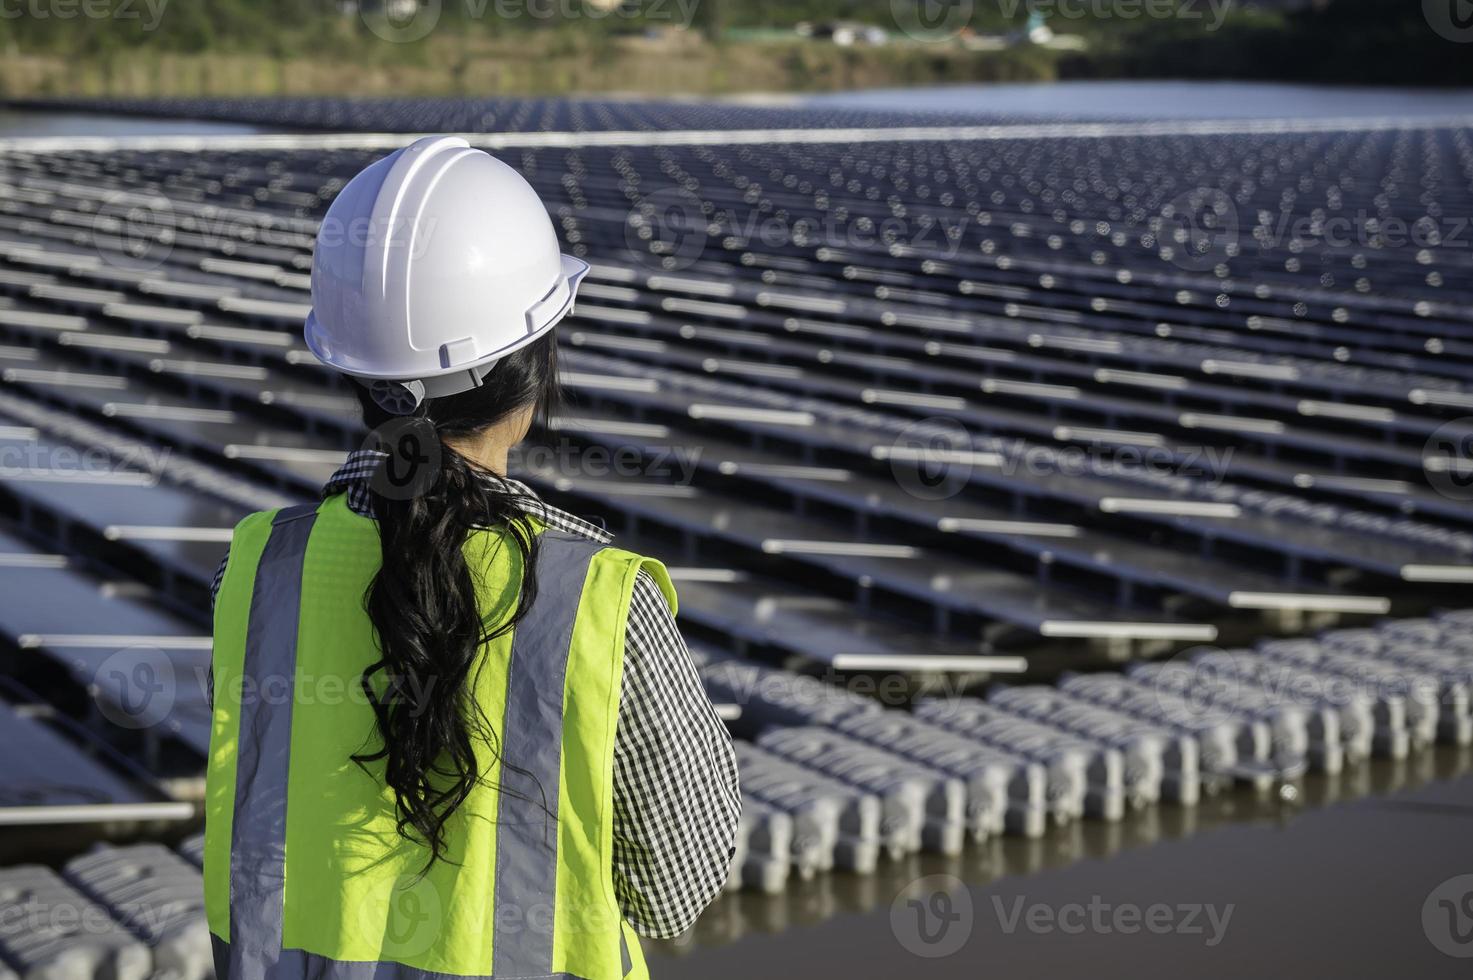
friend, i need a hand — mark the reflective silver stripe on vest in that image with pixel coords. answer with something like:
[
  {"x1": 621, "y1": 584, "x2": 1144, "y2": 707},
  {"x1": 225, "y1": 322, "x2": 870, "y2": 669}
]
[
  {"x1": 227, "y1": 503, "x2": 319, "y2": 980},
  {"x1": 492, "y1": 531, "x2": 605, "y2": 978}
]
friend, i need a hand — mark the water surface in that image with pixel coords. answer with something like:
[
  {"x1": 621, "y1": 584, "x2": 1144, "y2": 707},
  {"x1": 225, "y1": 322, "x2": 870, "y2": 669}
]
[
  {"x1": 804, "y1": 80, "x2": 1473, "y2": 121},
  {"x1": 649, "y1": 747, "x2": 1473, "y2": 978},
  {"x1": 0, "y1": 110, "x2": 263, "y2": 138}
]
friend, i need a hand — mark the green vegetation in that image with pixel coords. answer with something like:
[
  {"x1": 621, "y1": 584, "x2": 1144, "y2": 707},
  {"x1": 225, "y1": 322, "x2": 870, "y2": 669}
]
[
  {"x1": 1064, "y1": 0, "x2": 1471, "y2": 88},
  {"x1": 0, "y1": 1, "x2": 1465, "y2": 98}
]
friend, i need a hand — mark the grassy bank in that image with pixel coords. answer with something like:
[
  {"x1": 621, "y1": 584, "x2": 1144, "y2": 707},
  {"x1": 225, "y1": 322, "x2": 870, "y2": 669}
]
[
  {"x1": 0, "y1": 35, "x2": 1058, "y2": 100},
  {"x1": 1, "y1": 0, "x2": 1463, "y2": 102}
]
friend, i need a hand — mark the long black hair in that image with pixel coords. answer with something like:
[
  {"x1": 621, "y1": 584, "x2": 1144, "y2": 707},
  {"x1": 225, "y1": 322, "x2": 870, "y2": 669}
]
[{"x1": 350, "y1": 333, "x2": 559, "y2": 866}]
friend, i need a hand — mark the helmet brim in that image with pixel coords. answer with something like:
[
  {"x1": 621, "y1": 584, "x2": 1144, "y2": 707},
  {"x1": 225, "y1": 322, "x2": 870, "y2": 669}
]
[{"x1": 306, "y1": 252, "x2": 591, "y2": 387}]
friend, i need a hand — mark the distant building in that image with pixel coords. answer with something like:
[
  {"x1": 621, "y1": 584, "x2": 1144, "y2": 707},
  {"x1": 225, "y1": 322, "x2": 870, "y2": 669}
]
[
  {"x1": 350, "y1": 0, "x2": 423, "y2": 19},
  {"x1": 1026, "y1": 11, "x2": 1052, "y2": 44},
  {"x1": 810, "y1": 21, "x2": 888, "y2": 47},
  {"x1": 1006, "y1": 11, "x2": 1052, "y2": 46}
]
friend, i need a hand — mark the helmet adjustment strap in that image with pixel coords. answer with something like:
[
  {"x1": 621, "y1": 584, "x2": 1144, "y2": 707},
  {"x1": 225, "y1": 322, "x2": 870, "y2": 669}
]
[{"x1": 367, "y1": 378, "x2": 426, "y2": 416}]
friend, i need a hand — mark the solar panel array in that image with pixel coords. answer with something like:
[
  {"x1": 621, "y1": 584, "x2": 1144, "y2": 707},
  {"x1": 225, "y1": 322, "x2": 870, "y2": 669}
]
[
  {"x1": 0, "y1": 97, "x2": 1471, "y2": 969},
  {"x1": 2, "y1": 609, "x2": 1471, "y2": 980}
]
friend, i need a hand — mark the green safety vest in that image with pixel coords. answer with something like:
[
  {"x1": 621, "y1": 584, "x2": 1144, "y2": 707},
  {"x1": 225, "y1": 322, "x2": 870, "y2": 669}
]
[{"x1": 205, "y1": 493, "x2": 676, "y2": 980}]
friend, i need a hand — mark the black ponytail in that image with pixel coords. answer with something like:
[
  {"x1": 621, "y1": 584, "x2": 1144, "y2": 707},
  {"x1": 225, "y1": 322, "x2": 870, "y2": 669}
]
[{"x1": 350, "y1": 334, "x2": 560, "y2": 867}]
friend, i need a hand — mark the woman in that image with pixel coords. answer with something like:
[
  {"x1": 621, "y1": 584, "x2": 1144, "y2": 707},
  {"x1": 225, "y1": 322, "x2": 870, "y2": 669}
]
[{"x1": 204, "y1": 136, "x2": 740, "y2": 980}]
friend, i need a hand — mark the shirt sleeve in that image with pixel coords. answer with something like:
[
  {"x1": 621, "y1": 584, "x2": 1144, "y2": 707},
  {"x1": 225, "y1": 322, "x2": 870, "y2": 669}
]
[
  {"x1": 207, "y1": 550, "x2": 228, "y2": 710},
  {"x1": 611, "y1": 569, "x2": 742, "y2": 939},
  {"x1": 210, "y1": 550, "x2": 229, "y2": 611}
]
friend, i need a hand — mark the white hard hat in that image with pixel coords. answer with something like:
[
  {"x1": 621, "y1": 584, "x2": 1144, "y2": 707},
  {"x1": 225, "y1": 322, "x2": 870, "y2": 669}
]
[{"x1": 304, "y1": 135, "x2": 589, "y2": 412}]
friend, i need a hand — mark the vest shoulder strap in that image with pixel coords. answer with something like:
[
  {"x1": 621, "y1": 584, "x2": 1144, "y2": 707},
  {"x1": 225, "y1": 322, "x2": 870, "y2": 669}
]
[{"x1": 588, "y1": 545, "x2": 677, "y2": 617}]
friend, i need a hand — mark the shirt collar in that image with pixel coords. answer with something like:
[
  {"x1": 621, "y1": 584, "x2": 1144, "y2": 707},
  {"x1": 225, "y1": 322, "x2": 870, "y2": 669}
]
[{"x1": 324, "y1": 448, "x2": 613, "y2": 545}]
